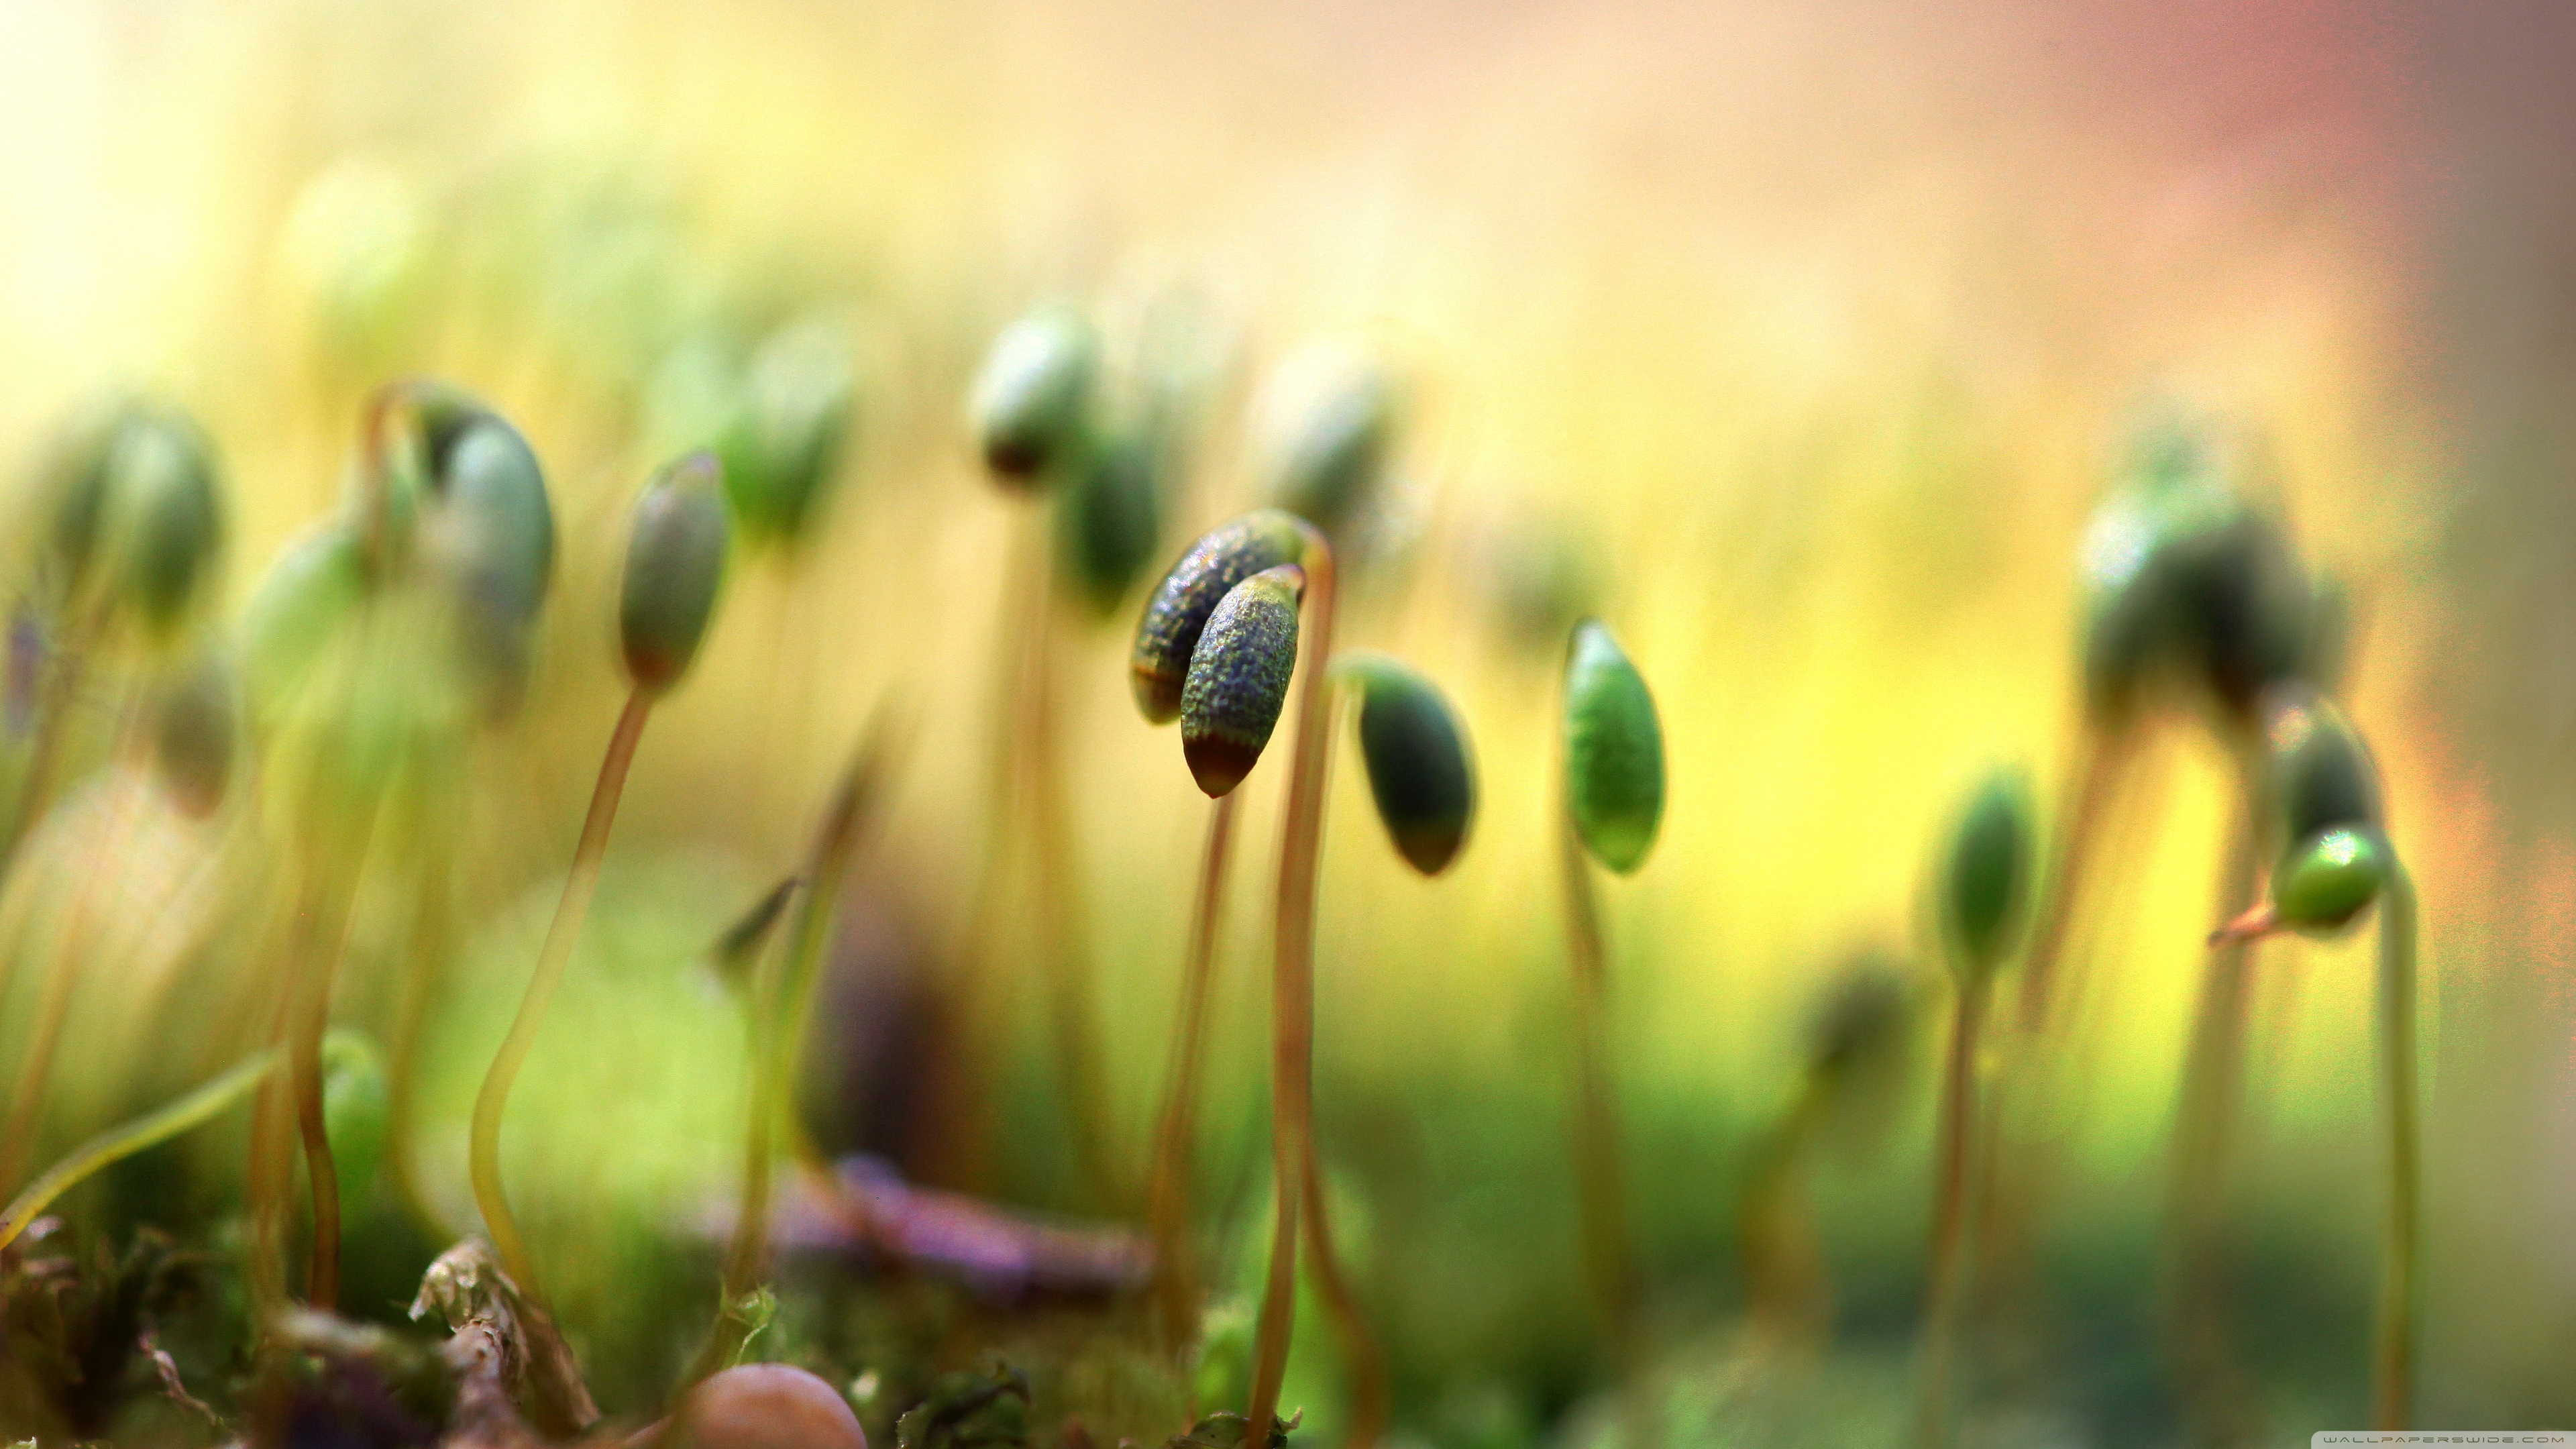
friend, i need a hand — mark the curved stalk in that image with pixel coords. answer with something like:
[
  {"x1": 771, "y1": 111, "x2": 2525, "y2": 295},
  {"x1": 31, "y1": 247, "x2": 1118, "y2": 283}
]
[
  {"x1": 2163, "y1": 748, "x2": 2267, "y2": 1448},
  {"x1": 1739, "y1": 1084, "x2": 1831, "y2": 1349},
  {"x1": 1913, "y1": 972, "x2": 1989, "y2": 1449},
  {"x1": 1243, "y1": 528, "x2": 1336, "y2": 1446},
  {"x1": 1300, "y1": 1136, "x2": 1389, "y2": 1449},
  {"x1": 1147, "y1": 792, "x2": 1241, "y2": 1356},
  {"x1": 1558, "y1": 807, "x2": 1643, "y2": 1374},
  {"x1": 470, "y1": 687, "x2": 652, "y2": 1303},
  {"x1": 0, "y1": 1051, "x2": 278, "y2": 1252},
  {"x1": 2372, "y1": 863, "x2": 2420, "y2": 1431},
  {"x1": 289, "y1": 803, "x2": 383, "y2": 1312}
]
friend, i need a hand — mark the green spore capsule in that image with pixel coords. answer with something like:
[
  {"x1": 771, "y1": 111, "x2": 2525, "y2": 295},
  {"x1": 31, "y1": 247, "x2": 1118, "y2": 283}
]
[
  {"x1": 237, "y1": 521, "x2": 370, "y2": 732},
  {"x1": 620, "y1": 451, "x2": 733, "y2": 695},
  {"x1": 1056, "y1": 430, "x2": 1165, "y2": 616},
  {"x1": 720, "y1": 317, "x2": 854, "y2": 543},
  {"x1": 2261, "y1": 686, "x2": 2382, "y2": 847},
  {"x1": 1338, "y1": 651, "x2": 1477, "y2": 875},
  {"x1": 42, "y1": 402, "x2": 224, "y2": 635},
  {"x1": 320, "y1": 1030, "x2": 390, "y2": 1208},
  {"x1": 1260, "y1": 354, "x2": 1395, "y2": 537},
  {"x1": 1941, "y1": 767, "x2": 2033, "y2": 979},
  {"x1": 151, "y1": 653, "x2": 237, "y2": 818},
  {"x1": 1131, "y1": 509, "x2": 1312, "y2": 723},
  {"x1": 429, "y1": 412, "x2": 555, "y2": 637},
  {"x1": 1179, "y1": 565, "x2": 1303, "y2": 798},
  {"x1": 2271, "y1": 825, "x2": 2389, "y2": 935},
  {"x1": 972, "y1": 305, "x2": 1100, "y2": 485},
  {"x1": 1562, "y1": 619, "x2": 1664, "y2": 874}
]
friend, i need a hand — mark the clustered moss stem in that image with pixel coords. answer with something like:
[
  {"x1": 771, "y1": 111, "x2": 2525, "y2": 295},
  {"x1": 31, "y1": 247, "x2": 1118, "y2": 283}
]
[
  {"x1": 1243, "y1": 530, "x2": 1336, "y2": 1446},
  {"x1": 470, "y1": 686, "x2": 654, "y2": 1305},
  {"x1": 1913, "y1": 971, "x2": 1989, "y2": 1449},
  {"x1": 1556, "y1": 806, "x2": 1646, "y2": 1383},
  {"x1": 2372, "y1": 862, "x2": 2420, "y2": 1432},
  {"x1": 1146, "y1": 790, "x2": 1240, "y2": 1357}
]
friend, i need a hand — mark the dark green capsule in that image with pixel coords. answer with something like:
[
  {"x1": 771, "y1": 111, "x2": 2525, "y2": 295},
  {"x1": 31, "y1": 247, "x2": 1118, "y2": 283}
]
[
  {"x1": 320, "y1": 1030, "x2": 390, "y2": 1208},
  {"x1": 1179, "y1": 565, "x2": 1303, "y2": 798},
  {"x1": 1339, "y1": 651, "x2": 1476, "y2": 875},
  {"x1": 1130, "y1": 510, "x2": 1313, "y2": 723},
  {"x1": 1055, "y1": 430, "x2": 1165, "y2": 616},
  {"x1": 2271, "y1": 825, "x2": 2388, "y2": 935},
  {"x1": 1562, "y1": 619, "x2": 1663, "y2": 874},
  {"x1": 105, "y1": 408, "x2": 224, "y2": 637},
  {"x1": 972, "y1": 306, "x2": 1099, "y2": 486},
  {"x1": 621, "y1": 452, "x2": 733, "y2": 695},
  {"x1": 2261, "y1": 686, "x2": 2382, "y2": 849},
  {"x1": 720, "y1": 318, "x2": 854, "y2": 543},
  {"x1": 1941, "y1": 767, "x2": 2033, "y2": 979},
  {"x1": 1263, "y1": 358, "x2": 1395, "y2": 537},
  {"x1": 431, "y1": 411, "x2": 555, "y2": 635},
  {"x1": 151, "y1": 653, "x2": 237, "y2": 818},
  {"x1": 40, "y1": 399, "x2": 129, "y2": 592}
]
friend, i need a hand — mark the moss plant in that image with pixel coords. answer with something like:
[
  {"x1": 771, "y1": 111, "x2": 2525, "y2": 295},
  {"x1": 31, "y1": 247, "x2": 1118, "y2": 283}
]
[
  {"x1": 1739, "y1": 959, "x2": 1919, "y2": 1350},
  {"x1": 1915, "y1": 768, "x2": 2032, "y2": 1449},
  {"x1": 2202, "y1": 688, "x2": 2416, "y2": 1429},
  {"x1": 470, "y1": 452, "x2": 729, "y2": 1310},
  {"x1": 1555, "y1": 619, "x2": 1664, "y2": 1397},
  {"x1": 1137, "y1": 513, "x2": 1474, "y2": 1448}
]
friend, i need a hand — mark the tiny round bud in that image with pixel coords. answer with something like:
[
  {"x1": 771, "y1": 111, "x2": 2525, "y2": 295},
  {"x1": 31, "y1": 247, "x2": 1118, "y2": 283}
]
[
  {"x1": 1562, "y1": 619, "x2": 1664, "y2": 874},
  {"x1": 972, "y1": 305, "x2": 1100, "y2": 485},
  {"x1": 1130, "y1": 510, "x2": 1312, "y2": 723},
  {"x1": 721, "y1": 318, "x2": 855, "y2": 543},
  {"x1": 621, "y1": 453, "x2": 733, "y2": 694},
  {"x1": 655, "y1": 1364, "x2": 867, "y2": 1449},
  {"x1": 2271, "y1": 826, "x2": 2388, "y2": 935},
  {"x1": 1940, "y1": 768, "x2": 2033, "y2": 979},
  {"x1": 1179, "y1": 566, "x2": 1303, "y2": 798},
  {"x1": 151, "y1": 652, "x2": 238, "y2": 818},
  {"x1": 1339, "y1": 651, "x2": 1477, "y2": 875},
  {"x1": 321, "y1": 1030, "x2": 390, "y2": 1209},
  {"x1": 1256, "y1": 350, "x2": 1395, "y2": 537},
  {"x1": 1055, "y1": 431, "x2": 1164, "y2": 616}
]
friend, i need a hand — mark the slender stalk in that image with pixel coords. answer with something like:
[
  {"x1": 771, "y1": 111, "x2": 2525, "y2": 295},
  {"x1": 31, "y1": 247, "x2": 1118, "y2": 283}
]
[
  {"x1": 289, "y1": 798, "x2": 383, "y2": 1312},
  {"x1": 2012, "y1": 729, "x2": 2130, "y2": 1037},
  {"x1": 470, "y1": 687, "x2": 653, "y2": 1303},
  {"x1": 383, "y1": 820, "x2": 457, "y2": 1235},
  {"x1": 0, "y1": 623, "x2": 93, "y2": 879},
  {"x1": 1740, "y1": 1085, "x2": 1830, "y2": 1348},
  {"x1": 1244, "y1": 530, "x2": 1336, "y2": 1445},
  {"x1": 2163, "y1": 749, "x2": 2266, "y2": 1449},
  {"x1": 0, "y1": 700, "x2": 145, "y2": 1193},
  {"x1": 1300, "y1": 1134, "x2": 1389, "y2": 1449},
  {"x1": 1146, "y1": 792, "x2": 1241, "y2": 1355},
  {"x1": 0, "y1": 1050, "x2": 278, "y2": 1252},
  {"x1": 1026, "y1": 573, "x2": 1114, "y2": 1206},
  {"x1": 1913, "y1": 971, "x2": 1989, "y2": 1449},
  {"x1": 2371, "y1": 863, "x2": 2419, "y2": 1431},
  {"x1": 1556, "y1": 807, "x2": 1646, "y2": 1387},
  {"x1": 696, "y1": 720, "x2": 891, "y2": 1379}
]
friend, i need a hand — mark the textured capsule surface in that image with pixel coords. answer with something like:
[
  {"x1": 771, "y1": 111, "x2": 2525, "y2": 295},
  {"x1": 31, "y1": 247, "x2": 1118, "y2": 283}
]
[
  {"x1": 2271, "y1": 825, "x2": 2387, "y2": 934},
  {"x1": 1130, "y1": 510, "x2": 1311, "y2": 722},
  {"x1": 1179, "y1": 566, "x2": 1303, "y2": 797},
  {"x1": 972, "y1": 306, "x2": 1099, "y2": 484},
  {"x1": 2262, "y1": 686, "x2": 2382, "y2": 848},
  {"x1": 1056, "y1": 431, "x2": 1163, "y2": 615},
  {"x1": 621, "y1": 453, "x2": 733, "y2": 694},
  {"x1": 1344, "y1": 653, "x2": 1476, "y2": 875},
  {"x1": 1941, "y1": 768, "x2": 2032, "y2": 978},
  {"x1": 1562, "y1": 619, "x2": 1664, "y2": 874}
]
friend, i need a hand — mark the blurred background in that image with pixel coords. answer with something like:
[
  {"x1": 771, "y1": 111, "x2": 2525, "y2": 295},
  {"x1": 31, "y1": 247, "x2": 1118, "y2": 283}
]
[{"x1": 0, "y1": 0, "x2": 2569, "y2": 1442}]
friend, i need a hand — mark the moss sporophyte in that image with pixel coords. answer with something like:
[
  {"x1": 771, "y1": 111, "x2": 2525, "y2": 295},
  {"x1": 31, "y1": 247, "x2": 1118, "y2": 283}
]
[
  {"x1": 1132, "y1": 511, "x2": 1474, "y2": 1449},
  {"x1": 470, "y1": 451, "x2": 731, "y2": 1326}
]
